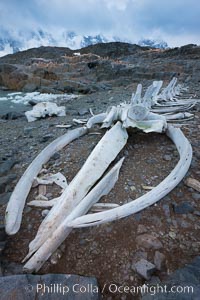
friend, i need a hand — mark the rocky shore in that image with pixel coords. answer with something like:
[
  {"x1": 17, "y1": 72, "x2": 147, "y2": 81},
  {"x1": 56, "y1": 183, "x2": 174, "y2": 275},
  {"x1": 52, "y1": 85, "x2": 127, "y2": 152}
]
[{"x1": 0, "y1": 42, "x2": 200, "y2": 299}]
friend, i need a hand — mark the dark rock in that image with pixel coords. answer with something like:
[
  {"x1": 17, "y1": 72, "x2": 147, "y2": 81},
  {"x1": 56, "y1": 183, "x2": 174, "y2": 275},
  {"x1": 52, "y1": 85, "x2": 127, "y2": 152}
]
[
  {"x1": 0, "y1": 175, "x2": 16, "y2": 193},
  {"x1": 51, "y1": 152, "x2": 61, "y2": 160},
  {"x1": 0, "y1": 274, "x2": 101, "y2": 299},
  {"x1": 28, "y1": 100, "x2": 37, "y2": 106},
  {"x1": 0, "y1": 160, "x2": 17, "y2": 176},
  {"x1": 193, "y1": 210, "x2": 200, "y2": 216},
  {"x1": 24, "y1": 126, "x2": 36, "y2": 135},
  {"x1": 134, "y1": 212, "x2": 142, "y2": 221},
  {"x1": 142, "y1": 256, "x2": 200, "y2": 300},
  {"x1": 136, "y1": 234, "x2": 163, "y2": 250},
  {"x1": 0, "y1": 261, "x2": 3, "y2": 276},
  {"x1": 0, "y1": 192, "x2": 12, "y2": 205},
  {"x1": 163, "y1": 154, "x2": 172, "y2": 161},
  {"x1": 192, "y1": 193, "x2": 200, "y2": 201},
  {"x1": 3, "y1": 262, "x2": 24, "y2": 276},
  {"x1": 146, "y1": 158, "x2": 157, "y2": 164},
  {"x1": 78, "y1": 108, "x2": 89, "y2": 116},
  {"x1": 162, "y1": 204, "x2": 170, "y2": 217},
  {"x1": 0, "y1": 224, "x2": 6, "y2": 242},
  {"x1": 1, "y1": 112, "x2": 24, "y2": 120},
  {"x1": 154, "y1": 251, "x2": 166, "y2": 271},
  {"x1": 147, "y1": 276, "x2": 161, "y2": 285},
  {"x1": 40, "y1": 134, "x2": 54, "y2": 143},
  {"x1": 22, "y1": 82, "x2": 38, "y2": 92},
  {"x1": 88, "y1": 61, "x2": 99, "y2": 69},
  {"x1": 134, "y1": 259, "x2": 156, "y2": 280},
  {"x1": 0, "y1": 241, "x2": 6, "y2": 255},
  {"x1": 173, "y1": 202, "x2": 194, "y2": 214}
]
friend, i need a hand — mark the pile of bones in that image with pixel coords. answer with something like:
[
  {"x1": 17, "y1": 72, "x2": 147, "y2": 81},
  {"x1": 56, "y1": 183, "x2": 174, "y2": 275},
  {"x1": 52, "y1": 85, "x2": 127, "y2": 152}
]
[{"x1": 5, "y1": 77, "x2": 198, "y2": 272}]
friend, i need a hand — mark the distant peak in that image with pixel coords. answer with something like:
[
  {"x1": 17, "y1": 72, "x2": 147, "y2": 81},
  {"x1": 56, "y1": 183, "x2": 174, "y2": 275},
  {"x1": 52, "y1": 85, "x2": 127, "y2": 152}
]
[{"x1": 0, "y1": 28, "x2": 168, "y2": 57}]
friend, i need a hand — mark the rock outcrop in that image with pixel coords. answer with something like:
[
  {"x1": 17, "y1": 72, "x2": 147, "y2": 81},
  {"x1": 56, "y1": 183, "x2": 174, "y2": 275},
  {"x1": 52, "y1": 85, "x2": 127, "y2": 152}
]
[{"x1": 0, "y1": 43, "x2": 200, "y2": 93}]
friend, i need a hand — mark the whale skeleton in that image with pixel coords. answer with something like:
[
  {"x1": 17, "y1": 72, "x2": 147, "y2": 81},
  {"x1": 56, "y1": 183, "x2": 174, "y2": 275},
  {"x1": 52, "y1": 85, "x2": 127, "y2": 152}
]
[{"x1": 5, "y1": 78, "x2": 197, "y2": 272}]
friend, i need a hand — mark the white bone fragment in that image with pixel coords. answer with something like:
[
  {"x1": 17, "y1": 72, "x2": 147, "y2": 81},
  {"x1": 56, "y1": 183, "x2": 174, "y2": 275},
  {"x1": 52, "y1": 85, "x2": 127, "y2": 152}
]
[
  {"x1": 101, "y1": 106, "x2": 119, "y2": 128},
  {"x1": 142, "y1": 185, "x2": 155, "y2": 190},
  {"x1": 5, "y1": 126, "x2": 88, "y2": 235},
  {"x1": 131, "y1": 84, "x2": 142, "y2": 104},
  {"x1": 159, "y1": 77, "x2": 177, "y2": 101},
  {"x1": 25, "y1": 122, "x2": 128, "y2": 258},
  {"x1": 165, "y1": 112, "x2": 194, "y2": 121},
  {"x1": 55, "y1": 125, "x2": 72, "y2": 128},
  {"x1": 89, "y1": 108, "x2": 95, "y2": 116},
  {"x1": 152, "y1": 102, "x2": 196, "y2": 114},
  {"x1": 34, "y1": 178, "x2": 54, "y2": 186},
  {"x1": 73, "y1": 119, "x2": 87, "y2": 124},
  {"x1": 143, "y1": 84, "x2": 155, "y2": 107},
  {"x1": 69, "y1": 125, "x2": 192, "y2": 228},
  {"x1": 38, "y1": 185, "x2": 46, "y2": 196},
  {"x1": 44, "y1": 173, "x2": 68, "y2": 189},
  {"x1": 25, "y1": 102, "x2": 66, "y2": 122},
  {"x1": 87, "y1": 113, "x2": 107, "y2": 128},
  {"x1": 34, "y1": 172, "x2": 68, "y2": 189},
  {"x1": 28, "y1": 197, "x2": 60, "y2": 207},
  {"x1": 23, "y1": 158, "x2": 124, "y2": 270},
  {"x1": 35, "y1": 194, "x2": 48, "y2": 201},
  {"x1": 41, "y1": 210, "x2": 50, "y2": 217},
  {"x1": 151, "y1": 81, "x2": 163, "y2": 104},
  {"x1": 185, "y1": 178, "x2": 200, "y2": 192},
  {"x1": 88, "y1": 132, "x2": 102, "y2": 135}
]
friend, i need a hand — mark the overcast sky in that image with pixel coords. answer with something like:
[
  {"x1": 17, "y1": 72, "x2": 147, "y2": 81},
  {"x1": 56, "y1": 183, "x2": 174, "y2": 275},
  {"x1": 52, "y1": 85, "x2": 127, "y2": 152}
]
[{"x1": 0, "y1": 0, "x2": 199, "y2": 47}]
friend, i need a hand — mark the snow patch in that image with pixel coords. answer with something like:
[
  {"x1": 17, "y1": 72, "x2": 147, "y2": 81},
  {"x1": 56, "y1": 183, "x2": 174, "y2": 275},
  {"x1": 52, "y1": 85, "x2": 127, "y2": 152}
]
[{"x1": 0, "y1": 92, "x2": 78, "y2": 105}]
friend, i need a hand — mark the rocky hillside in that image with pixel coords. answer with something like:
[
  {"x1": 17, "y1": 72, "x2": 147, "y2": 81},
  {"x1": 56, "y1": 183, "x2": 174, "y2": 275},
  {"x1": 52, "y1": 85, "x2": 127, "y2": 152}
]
[{"x1": 0, "y1": 42, "x2": 199, "y2": 93}]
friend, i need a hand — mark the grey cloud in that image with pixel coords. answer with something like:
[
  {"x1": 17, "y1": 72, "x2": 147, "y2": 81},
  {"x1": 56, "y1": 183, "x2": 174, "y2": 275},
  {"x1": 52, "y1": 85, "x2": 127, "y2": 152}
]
[{"x1": 0, "y1": 0, "x2": 199, "y2": 46}]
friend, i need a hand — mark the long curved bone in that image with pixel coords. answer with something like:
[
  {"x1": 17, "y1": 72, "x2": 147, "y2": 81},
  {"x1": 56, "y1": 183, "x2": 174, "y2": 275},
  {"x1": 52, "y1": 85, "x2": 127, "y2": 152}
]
[
  {"x1": 25, "y1": 122, "x2": 128, "y2": 258},
  {"x1": 23, "y1": 158, "x2": 124, "y2": 269},
  {"x1": 5, "y1": 127, "x2": 88, "y2": 235},
  {"x1": 68, "y1": 125, "x2": 192, "y2": 228}
]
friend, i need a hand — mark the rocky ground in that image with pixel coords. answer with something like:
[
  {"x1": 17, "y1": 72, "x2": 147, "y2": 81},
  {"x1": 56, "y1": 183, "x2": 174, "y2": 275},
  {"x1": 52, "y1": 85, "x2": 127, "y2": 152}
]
[
  {"x1": 0, "y1": 43, "x2": 200, "y2": 94},
  {"x1": 0, "y1": 42, "x2": 200, "y2": 299},
  {"x1": 0, "y1": 77, "x2": 200, "y2": 299}
]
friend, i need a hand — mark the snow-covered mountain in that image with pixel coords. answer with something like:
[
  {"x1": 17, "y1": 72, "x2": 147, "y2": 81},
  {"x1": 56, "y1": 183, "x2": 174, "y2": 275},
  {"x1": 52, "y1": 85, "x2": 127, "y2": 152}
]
[
  {"x1": 0, "y1": 28, "x2": 168, "y2": 57},
  {"x1": 138, "y1": 39, "x2": 168, "y2": 49}
]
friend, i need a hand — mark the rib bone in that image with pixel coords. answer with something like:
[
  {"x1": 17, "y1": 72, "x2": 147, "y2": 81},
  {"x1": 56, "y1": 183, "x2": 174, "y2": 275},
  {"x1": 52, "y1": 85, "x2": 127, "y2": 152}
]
[
  {"x1": 23, "y1": 158, "x2": 124, "y2": 270},
  {"x1": 69, "y1": 125, "x2": 192, "y2": 228},
  {"x1": 25, "y1": 122, "x2": 128, "y2": 259},
  {"x1": 5, "y1": 127, "x2": 88, "y2": 235}
]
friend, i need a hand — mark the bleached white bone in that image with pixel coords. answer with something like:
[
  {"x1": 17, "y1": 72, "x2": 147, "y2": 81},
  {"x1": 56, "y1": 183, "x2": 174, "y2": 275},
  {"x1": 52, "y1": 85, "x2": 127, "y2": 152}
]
[
  {"x1": 131, "y1": 84, "x2": 142, "y2": 104},
  {"x1": 158, "y1": 77, "x2": 177, "y2": 101},
  {"x1": 55, "y1": 124, "x2": 72, "y2": 128},
  {"x1": 23, "y1": 158, "x2": 124, "y2": 269},
  {"x1": 165, "y1": 112, "x2": 194, "y2": 121},
  {"x1": 28, "y1": 197, "x2": 60, "y2": 207},
  {"x1": 25, "y1": 102, "x2": 66, "y2": 122},
  {"x1": 5, "y1": 127, "x2": 88, "y2": 235},
  {"x1": 86, "y1": 113, "x2": 107, "y2": 128},
  {"x1": 101, "y1": 106, "x2": 119, "y2": 128},
  {"x1": 151, "y1": 81, "x2": 163, "y2": 105},
  {"x1": 25, "y1": 122, "x2": 128, "y2": 258},
  {"x1": 42, "y1": 173, "x2": 68, "y2": 189},
  {"x1": 73, "y1": 118, "x2": 87, "y2": 124},
  {"x1": 68, "y1": 125, "x2": 192, "y2": 228}
]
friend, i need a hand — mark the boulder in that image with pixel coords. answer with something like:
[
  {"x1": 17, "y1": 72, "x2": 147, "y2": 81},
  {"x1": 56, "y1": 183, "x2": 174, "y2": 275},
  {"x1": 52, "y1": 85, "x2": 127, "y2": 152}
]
[{"x1": 134, "y1": 259, "x2": 156, "y2": 280}]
